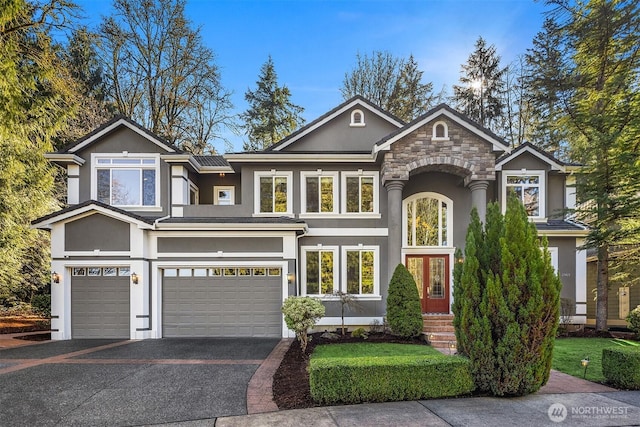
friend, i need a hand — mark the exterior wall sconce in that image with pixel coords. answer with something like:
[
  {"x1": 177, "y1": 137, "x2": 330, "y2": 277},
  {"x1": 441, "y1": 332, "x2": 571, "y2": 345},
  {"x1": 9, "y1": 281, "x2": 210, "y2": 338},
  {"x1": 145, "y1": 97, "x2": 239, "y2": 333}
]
[
  {"x1": 219, "y1": 172, "x2": 225, "y2": 178},
  {"x1": 581, "y1": 357, "x2": 590, "y2": 379},
  {"x1": 287, "y1": 272, "x2": 295, "y2": 285},
  {"x1": 52, "y1": 272, "x2": 61, "y2": 284},
  {"x1": 456, "y1": 256, "x2": 464, "y2": 264},
  {"x1": 131, "y1": 272, "x2": 139, "y2": 284}
]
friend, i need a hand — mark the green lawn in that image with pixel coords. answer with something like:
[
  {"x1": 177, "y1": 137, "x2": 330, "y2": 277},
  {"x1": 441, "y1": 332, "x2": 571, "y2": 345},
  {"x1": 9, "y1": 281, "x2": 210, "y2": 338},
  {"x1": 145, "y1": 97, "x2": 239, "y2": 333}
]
[
  {"x1": 312, "y1": 342, "x2": 444, "y2": 359},
  {"x1": 553, "y1": 337, "x2": 638, "y2": 382}
]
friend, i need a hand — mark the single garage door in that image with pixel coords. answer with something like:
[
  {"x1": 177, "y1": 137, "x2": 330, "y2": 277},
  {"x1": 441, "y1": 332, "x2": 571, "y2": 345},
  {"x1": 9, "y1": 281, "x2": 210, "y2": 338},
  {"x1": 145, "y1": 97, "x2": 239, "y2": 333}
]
[
  {"x1": 163, "y1": 267, "x2": 282, "y2": 337},
  {"x1": 71, "y1": 266, "x2": 130, "y2": 338}
]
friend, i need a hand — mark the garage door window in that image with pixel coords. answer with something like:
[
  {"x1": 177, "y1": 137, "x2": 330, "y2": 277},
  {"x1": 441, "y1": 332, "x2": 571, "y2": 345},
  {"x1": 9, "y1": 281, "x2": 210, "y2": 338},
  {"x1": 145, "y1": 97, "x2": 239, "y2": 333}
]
[
  {"x1": 73, "y1": 267, "x2": 130, "y2": 277},
  {"x1": 164, "y1": 267, "x2": 281, "y2": 278}
]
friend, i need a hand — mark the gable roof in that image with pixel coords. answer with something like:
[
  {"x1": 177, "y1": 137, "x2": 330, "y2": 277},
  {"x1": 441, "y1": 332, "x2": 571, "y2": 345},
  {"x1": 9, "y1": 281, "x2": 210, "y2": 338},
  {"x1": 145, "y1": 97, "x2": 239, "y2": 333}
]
[
  {"x1": 495, "y1": 142, "x2": 581, "y2": 172},
  {"x1": 265, "y1": 96, "x2": 405, "y2": 152},
  {"x1": 374, "y1": 103, "x2": 510, "y2": 153},
  {"x1": 55, "y1": 116, "x2": 181, "y2": 155},
  {"x1": 31, "y1": 200, "x2": 155, "y2": 230}
]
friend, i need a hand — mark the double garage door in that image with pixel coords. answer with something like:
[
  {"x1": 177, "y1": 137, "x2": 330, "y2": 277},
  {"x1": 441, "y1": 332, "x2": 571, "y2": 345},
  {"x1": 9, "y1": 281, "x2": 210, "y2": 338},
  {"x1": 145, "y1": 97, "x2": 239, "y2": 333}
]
[
  {"x1": 162, "y1": 267, "x2": 283, "y2": 338},
  {"x1": 71, "y1": 267, "x2": 130, "y2": 339}
]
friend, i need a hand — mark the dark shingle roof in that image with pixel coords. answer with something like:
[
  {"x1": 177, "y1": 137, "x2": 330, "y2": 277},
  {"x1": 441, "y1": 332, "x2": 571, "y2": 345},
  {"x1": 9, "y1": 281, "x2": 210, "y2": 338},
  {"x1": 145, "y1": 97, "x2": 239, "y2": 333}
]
[
  {"x1": 193, "y1": 156, "x2": 230, "y2": 167},
  {"x1": 536, "y1": 220, "x2": 587, "y2": 231},
  {"x1": 496, "y1": 142, "x2": 581, "y2": 167}
]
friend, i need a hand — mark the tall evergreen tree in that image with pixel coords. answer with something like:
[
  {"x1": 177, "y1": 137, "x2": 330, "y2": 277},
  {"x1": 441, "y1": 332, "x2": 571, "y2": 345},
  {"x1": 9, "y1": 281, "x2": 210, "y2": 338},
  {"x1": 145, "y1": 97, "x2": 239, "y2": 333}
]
[
  {"x1": 0, "y1": 0, "x2": 77, "y2": 304},
  {"x1": 548, "y1": 0, "x2": 640, "y2": 331},
  {"x1": 453, "y1": 198, "x2": 560, "y2": 396},
  {"x1": 341, "y1": 51, "x2": 439, "y2": 122},
  {"x1": 57, "y1": 26, "x2": 114, "y2": 146},
  {"x1": 241, "y1": 55, "x2": 305, "y2": 151},
  {"x1": 452, "y1": 37, "x2": 506, "y2": 129},
  {"x1": 524, "y1": 17, "x2": 569, "y2": 157}
]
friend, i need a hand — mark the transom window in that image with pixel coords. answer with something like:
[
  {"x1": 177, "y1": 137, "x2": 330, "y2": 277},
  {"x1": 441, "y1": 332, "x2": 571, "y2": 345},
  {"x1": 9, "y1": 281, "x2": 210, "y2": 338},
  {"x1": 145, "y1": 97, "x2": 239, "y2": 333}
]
[
  {"x1": 404, "y1": 193, "x2": 452, "y2": 247},
  {"x1": 502, "y1": 171, "x2": 545, "y2": 218},
  {"x1": 93, "y1": 155, "x2": 159, "y2": 208},
  {"x1": 342, "y1": 171, "x2": 378, "y2": 214},
  {"x1": 254, "y1": 171, "x2": 292, "y2": 215},
  {"x1": 301, "y1": 171, "x2": 338, "y2": 214}
]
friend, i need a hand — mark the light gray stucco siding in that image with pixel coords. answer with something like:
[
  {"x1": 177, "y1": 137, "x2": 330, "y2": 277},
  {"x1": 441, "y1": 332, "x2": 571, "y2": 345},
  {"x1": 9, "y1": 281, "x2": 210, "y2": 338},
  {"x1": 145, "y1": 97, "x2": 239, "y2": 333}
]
[{"x1": 65, "y1": 214, "x2": 131, "y2": 252}]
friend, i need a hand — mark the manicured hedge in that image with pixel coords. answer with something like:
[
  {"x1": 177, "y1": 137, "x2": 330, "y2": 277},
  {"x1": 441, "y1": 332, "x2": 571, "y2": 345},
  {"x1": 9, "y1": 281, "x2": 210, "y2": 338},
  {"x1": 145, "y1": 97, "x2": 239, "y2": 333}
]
[
  {"x1": 309, "y1": 355, "x2": 474, "y2": 405},
  {"x1": 602, "y1": 347, "x2": 640, "y2": 390}
]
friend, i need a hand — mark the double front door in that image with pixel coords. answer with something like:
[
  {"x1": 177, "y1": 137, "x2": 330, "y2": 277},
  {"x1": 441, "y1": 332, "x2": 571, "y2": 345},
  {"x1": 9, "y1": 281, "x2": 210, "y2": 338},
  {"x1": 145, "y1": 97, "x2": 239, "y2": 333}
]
[{"x1": 406, "y1": 255, "x2": 450, "y2": 313}]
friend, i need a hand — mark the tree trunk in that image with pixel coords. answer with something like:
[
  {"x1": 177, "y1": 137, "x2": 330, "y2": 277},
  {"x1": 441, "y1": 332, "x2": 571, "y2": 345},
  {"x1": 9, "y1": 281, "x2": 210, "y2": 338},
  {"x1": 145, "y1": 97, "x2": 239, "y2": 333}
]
[{"x1": 595, "y1": 244, "x2": 609, "y2": 332}]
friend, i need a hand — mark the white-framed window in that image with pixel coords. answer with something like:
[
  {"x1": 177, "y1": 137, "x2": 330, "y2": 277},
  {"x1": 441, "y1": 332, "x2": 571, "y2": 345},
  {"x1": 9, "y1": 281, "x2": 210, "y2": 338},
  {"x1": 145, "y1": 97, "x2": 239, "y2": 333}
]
[
  {"x1": 350, "y1": 109, "x2": 365, "y2": 127},
  {"x1": 403, "y1": 192, "x2": 453, "y2": 247},
  {"x1": 502, "y1": 170, "x2": 546, "y2": 219},
  {"x1": 300, "y1": 171, "x2": 339, "y2": 215},
  {"x1": 432, "y1": 121, "x2": 449, "y2": 140},
  {"x1": 214, "y1": 185, "x2": 235, "y2": 205},
  {"x1": 342, "y1": 245, "x2": 379, "y2": 296},
  {"x1": 92, "y1": 154, "x2": 160, "y2": 209},
  {"x1": 254, "y1": 170, "x2": 293, "y2": 215},
  {"x1": 301, "y1": 245, "x2": 338, "y2": 296},
  {"x1": 341, "y1": 170, "x2": 379, "y2": 215}
]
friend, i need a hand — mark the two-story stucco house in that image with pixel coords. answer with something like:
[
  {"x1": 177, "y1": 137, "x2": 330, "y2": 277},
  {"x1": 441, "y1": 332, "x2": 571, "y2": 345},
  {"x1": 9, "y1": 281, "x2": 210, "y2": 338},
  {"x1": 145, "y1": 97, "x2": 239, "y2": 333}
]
[{"x1": 33, "y1": 96, "x2": 589, "y2": 340}]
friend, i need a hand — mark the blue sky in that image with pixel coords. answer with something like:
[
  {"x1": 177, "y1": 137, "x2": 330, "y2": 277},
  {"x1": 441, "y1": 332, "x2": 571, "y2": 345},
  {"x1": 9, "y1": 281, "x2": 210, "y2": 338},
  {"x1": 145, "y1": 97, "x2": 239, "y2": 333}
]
[{"x1": 74, "y1": 0, "x2": 550, "y2": 152}]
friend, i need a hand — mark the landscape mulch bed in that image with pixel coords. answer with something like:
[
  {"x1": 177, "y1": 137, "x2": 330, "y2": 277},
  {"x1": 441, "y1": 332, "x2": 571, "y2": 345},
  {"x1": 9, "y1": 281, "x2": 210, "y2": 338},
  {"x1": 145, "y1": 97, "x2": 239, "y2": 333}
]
[
  {"x1": 272, "y1": 331, "x2": 425, "y2": 410},
  {"x1": 0, "y1": 316, "x2": 50, "y2": 334}
]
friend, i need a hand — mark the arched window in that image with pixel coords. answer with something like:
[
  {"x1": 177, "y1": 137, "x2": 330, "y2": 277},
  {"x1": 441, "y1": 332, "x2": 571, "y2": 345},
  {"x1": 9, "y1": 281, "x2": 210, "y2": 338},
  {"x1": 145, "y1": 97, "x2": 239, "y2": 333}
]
[
  {"x1": 403, "y1": 193, "x2": 452, "y2": 247},
  {"x1": 350, "y1": 109, "x2": 365, "y2": 127},
  {"x1": 432, "y1": 121, "x2": 448, "y2": 139}
]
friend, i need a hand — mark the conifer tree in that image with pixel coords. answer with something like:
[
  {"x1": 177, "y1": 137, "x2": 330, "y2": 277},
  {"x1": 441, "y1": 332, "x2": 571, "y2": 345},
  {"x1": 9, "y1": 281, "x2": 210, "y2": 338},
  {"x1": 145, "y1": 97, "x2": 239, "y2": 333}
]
[
  {"x1": 452, "y1": 37, "x2": 506, "y2": 129},
  {"x1": 386, "y1": 264, "x2": 423, "y2": 338},
  {"x1": 453, "y1": 198, "x2": 560, "y2": 396},
  {"x1": 241, "y1": 55, "x2": 305, "y2": 151}
]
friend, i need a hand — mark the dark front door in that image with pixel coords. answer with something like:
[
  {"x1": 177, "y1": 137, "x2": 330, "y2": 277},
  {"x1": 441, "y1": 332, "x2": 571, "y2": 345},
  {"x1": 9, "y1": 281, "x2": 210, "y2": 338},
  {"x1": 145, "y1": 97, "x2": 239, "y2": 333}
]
[{"x1": 406, "y1": 255, "x2": 450, "y2": 313}]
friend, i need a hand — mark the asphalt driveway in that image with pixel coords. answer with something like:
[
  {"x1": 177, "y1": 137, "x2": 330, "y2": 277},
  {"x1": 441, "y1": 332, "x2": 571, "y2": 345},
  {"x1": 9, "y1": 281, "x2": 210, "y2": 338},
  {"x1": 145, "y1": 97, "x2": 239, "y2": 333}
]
[{"x1": 0, "y1": 338, "x2": 280, "y2": 426}]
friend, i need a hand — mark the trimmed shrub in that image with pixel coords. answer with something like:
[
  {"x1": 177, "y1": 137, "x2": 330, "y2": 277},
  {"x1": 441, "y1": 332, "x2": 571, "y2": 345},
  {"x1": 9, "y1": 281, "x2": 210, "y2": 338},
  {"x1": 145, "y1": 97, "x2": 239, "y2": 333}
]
[
  {"x1": 309, "y1": 355, "x2": 474, "y2": 404},
  {"x1": 386, "y1": 264, "x2": 423, "y2": 338},
  {"x1": 351, "y1": 327, "x2": 368, "y2": 339},
  {"x1": 31, "y1": 294, "x2": 51, "y2": 317},
  {"x1": 282, "y1": 296, "x2": 325, "y2": 353},
  {"x1": 603, "y1": 347, "x2": 640, "y2": 389}
]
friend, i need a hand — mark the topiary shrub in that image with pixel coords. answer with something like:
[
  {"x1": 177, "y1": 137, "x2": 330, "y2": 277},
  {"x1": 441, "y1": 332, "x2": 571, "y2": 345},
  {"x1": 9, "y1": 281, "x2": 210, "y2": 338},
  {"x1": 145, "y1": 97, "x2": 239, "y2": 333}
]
[
  {"x1": 282, "y1": 296, "x2": 325, "y2": 353},
  {"x1": 386, "y1": 264, "x2": 423, "y2": 338},
  {"x1": 602, "y1": 347, "x2": 640, "y2": 389},
  {"x1": 626, "y1": 306, "x2": 640, "y2": 338}
]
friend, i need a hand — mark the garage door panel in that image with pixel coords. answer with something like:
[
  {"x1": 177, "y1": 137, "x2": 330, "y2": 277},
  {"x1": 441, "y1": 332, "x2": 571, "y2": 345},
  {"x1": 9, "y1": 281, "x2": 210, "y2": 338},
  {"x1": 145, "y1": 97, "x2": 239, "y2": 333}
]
[
  {"x1": 72, "y1": 274, "x2": 130, "y2": 339},
  {"x1": 163, "y1": 271, "x2": 282, "y2": 338}
]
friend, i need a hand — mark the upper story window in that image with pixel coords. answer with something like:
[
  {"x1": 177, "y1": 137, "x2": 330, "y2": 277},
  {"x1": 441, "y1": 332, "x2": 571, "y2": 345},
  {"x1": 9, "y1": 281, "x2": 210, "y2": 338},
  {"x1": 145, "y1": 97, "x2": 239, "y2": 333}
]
[
  {"x1": 502, "y1": 170, "x2": 546, "y2": 219},
  {"x1": 432, "y1": 121, "x2": 449, "y2": 140},
  {"x1": 254, "y1": 170, "x2": 293, "y2": 215},
  {"x1": 93, "y1": 154, "x2": 159, "y2": 209},
  {"x1": 350, "y1": 109, "x2": 366, "y2": 127},
  {"x1": 301, "y1": 171, "x2": 339, "y2": 215},
  {"x1": 404, "y1": 193, "x2": 453, "y2": 247},
  {"x1": 341, "y1": 171, "x2": 379, "y2": 215},
  {"x1": 214, "y1": 186, "x2": 235, "y2": 205}
]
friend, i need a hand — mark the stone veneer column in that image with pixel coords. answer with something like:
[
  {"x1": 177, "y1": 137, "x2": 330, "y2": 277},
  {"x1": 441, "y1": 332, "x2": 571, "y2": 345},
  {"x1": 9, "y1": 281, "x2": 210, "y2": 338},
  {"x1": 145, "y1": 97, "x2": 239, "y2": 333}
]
[
  {"x1": 385, "y1": 180, "x2": 405, "y2": 283},
  {"x1": 469, "y1": 180, "x2": 489, "y2": 223}
]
